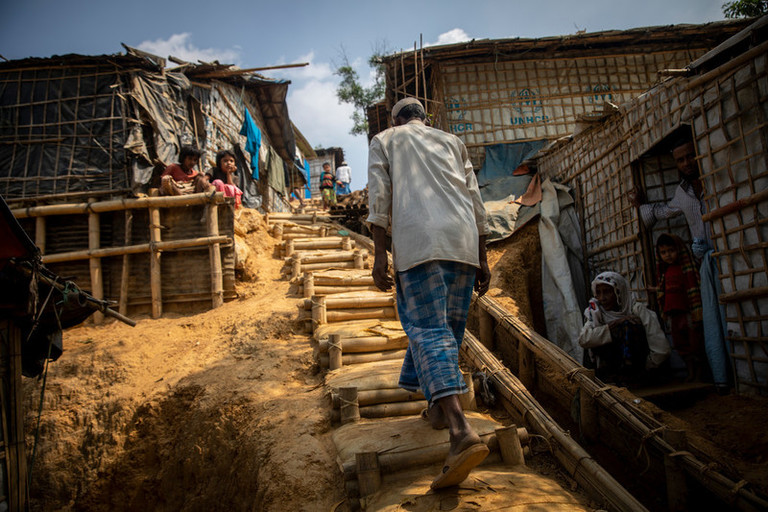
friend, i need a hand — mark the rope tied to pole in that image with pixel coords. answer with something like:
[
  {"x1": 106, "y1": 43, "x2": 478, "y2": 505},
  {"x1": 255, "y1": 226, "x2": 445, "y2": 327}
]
[{"x1": 635, "y1": 425, "x2": 667, "y2": 475}]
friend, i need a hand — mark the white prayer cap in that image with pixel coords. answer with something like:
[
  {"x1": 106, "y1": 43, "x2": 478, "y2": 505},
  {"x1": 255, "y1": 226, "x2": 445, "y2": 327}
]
[{"x1": 391, "y1": 97, "x2": 423, "y2": 121}]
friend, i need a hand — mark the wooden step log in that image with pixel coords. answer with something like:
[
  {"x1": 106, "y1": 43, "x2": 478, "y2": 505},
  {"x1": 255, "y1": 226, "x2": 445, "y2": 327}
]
[
  {"x1": 284, "y1": 250, "x2": 365, "y2": 265},
  {"x1": 319, "y1": 348, "x2": 406, "y2": 367},
  {"x1": 326, "y1": 307, "x2": 396, "y2": 323},
  {"x1": 318, "y1": 335, "x2": 408, "y2": 354},
  {"x1": 289, "y1": 238, "x2": 354, "y2": 251},
  {"x1": 332, "y1": 388, "x2": 425, "y2": 407},
  {"x1": 312, "y1": 275, "x2": 375, "y2": 286},
  {"x1": 302, "y1": 294, "x2": 394, "y2": 311},
  {"x1": 330, "y1": 400, "x2": 427, "y2": 422},
  {"x1": 280, "y1": 232, "x2": 332, "y2": 240},
  {"x1": 285, "y1": 260, "x2": 368, "y2": 279},
  {"x1": 299, "y1": 285, "x2": 381, "y2": 297}
]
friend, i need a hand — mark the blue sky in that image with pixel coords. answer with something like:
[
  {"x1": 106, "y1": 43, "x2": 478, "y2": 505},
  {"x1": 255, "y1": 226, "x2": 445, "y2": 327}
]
[{"x1": 1, "y1": 0, "x2": 730, "y2": 190}]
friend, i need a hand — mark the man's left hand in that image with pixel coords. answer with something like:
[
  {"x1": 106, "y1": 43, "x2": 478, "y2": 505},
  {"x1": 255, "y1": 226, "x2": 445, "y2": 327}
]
[{"x1": 475, "y1": 261, "x2": 491, "y2": 296}]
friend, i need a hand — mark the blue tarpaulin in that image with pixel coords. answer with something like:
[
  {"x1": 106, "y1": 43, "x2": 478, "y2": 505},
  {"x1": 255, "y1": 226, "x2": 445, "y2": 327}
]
[
  {"x1": 240, "y1": 108, "x2": 262, "y2": 179},
  {"x1": 477, "y1": 140, "x2": 547, "y2": 202}
]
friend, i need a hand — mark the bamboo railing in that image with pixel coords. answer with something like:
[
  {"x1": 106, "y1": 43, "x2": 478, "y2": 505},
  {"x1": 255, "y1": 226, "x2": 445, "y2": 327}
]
[
  {"x1": 11, "y1": 192, "x2": 231, "y2": 321},
  {"x1": 472, "y1": 295, "x2": 768, "y2": 512}
]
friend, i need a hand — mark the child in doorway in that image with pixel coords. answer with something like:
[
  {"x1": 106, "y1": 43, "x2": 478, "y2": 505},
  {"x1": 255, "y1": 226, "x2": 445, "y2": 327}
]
[
  {"x1": 579, "y1": 271, "x2": 670, "y2": 385},
  {"x1": 655, "y1": 233, "x2": 704, "y2": 381}
]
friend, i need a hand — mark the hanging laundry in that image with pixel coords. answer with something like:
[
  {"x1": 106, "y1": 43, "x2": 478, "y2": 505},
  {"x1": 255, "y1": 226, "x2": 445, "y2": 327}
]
[{"x1": 240, "y1": 108, "x2": 262, "y2": 179}]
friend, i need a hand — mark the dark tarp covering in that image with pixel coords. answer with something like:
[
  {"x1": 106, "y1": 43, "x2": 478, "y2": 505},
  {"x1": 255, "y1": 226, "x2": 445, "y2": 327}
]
[{"x1": 0, "y1": 64, "x2": 132, "y2": 199}]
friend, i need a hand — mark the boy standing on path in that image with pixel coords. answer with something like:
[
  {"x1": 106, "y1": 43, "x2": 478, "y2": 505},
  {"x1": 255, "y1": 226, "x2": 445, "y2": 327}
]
[{"x1": 367, "y1": 97, "x2": 491, "y2": 489}]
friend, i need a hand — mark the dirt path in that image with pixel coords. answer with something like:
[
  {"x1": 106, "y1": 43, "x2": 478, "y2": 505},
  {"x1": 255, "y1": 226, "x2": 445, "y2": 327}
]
[{"x1": 24, "y1": 216, "x2": 347, "y2": 511}]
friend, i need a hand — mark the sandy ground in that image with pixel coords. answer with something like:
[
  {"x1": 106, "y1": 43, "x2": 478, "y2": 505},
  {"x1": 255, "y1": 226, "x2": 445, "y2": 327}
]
[
  {"x1": 23, "y1": 211, "x2": 346, "y2": 511},
  {"x1": 22, "y1": 209, "x2": 768, "y2": 510}
]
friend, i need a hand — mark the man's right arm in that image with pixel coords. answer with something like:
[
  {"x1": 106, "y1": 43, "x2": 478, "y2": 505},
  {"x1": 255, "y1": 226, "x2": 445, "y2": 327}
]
[{"x1": 366, "y1": 138, "x2": 393, "y2": 291}]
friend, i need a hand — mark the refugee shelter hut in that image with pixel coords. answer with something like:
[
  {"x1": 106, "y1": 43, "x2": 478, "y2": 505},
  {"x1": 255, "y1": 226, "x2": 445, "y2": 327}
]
[
  {"x1": 0, "y1": 48, "x2": 310, "y2": 318},
  {"x1": 370, "y1": 19, "x2": 751, "y2": 171},
  {"x1": 536, "y1": 16, "x2": 768, "y2": 393}
]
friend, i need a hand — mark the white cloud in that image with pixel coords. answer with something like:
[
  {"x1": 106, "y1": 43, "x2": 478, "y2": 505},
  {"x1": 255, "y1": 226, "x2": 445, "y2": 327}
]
[
  {"x1": 136, "y1": 33, "x2": 241, "y2": 65},
  {"x1": 273, "y1": 51, "x2": 334, "y2": 81},
  {"x1": 285, "y1": 74, "x2": 369, "y2": 191},
  {"x1": 426, "y1": 28, "x2": 471, "y2": 47}
]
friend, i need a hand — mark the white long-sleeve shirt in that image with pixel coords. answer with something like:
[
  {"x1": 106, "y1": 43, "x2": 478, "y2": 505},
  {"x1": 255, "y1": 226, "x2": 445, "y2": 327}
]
[
  {"x1": 335, "y1": 165, "x2": 351, "y2": 184},
  {"x1": 639, "y1": 180, "x2": 709, "y2": 242},
  {"x1": 366, "y1": 120, "x2": 489, "y2": 272}
]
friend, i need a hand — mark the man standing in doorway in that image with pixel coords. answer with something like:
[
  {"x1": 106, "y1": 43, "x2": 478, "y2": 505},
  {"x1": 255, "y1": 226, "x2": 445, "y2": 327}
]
[
  {"x1": 631, "y1": 137, "x2": 730, "y2": 394},
  {"x1": 367, "y1": 97, "x2": 491, "y2": 489},
  {"x1": 335, "y1": 160, "x2": 352, "y2": 196}
]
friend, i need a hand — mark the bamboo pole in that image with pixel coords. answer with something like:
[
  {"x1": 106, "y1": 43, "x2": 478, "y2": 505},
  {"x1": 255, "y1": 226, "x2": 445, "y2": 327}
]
[
  {"x1": 353, "y1": 250, "x2": 364, "y2": 269},
  {"x1": 285, "y1": 251, "x2": 364, "y2": 265},
  {"x1": 312, "y1": 295, "x2": 326, "y2": 330},
  {"x1": 303, "y1": 272, "x2": 314, "y2": 298},
  {"x1": 292, "y1": 261, "x2": 366, "y2": 272},
  {"x1": 88, "y1": 200, "x2": 103, "y2": 324},
  {"x1": 496, "y1": 425, "x2": 526, "y2": 466},
  {"x1": 291, "y1": 255, "x2": 302, "y2": 280},
  {"x1": 149, "y1": 206, "x2": 162, "y2": 319},
  {"x1": 41, "y1": 235, "x2": 232, "y2": 264},
  {"x1": 291, "y1": 240, "x2": 354, "y2": 251},
  {"x1": 34, "y1": 216, "x2": 45, "y2": 254},
  {"x1": 357, "y1": 400, "x2": 426, "y2": 419},
  {"x1": 319, "y1": 349, "x2": 406, "y2": 367},
  {"x1": 342, "y1": 237, "x2": 352, "y2": 251},
  {"x1": 461, "y1": 331, "x2": 647, "y2": 512},
  {"x1": 356, "y1": 452, "x2": 381, "y2": 498},
  {"x1": 301, "y1": 295, "x2": 394, "y2": 310},
  {"x1": 332, "y1": 388, "x2": 425, "y2": 407},
  {"x1": 476, "y1": 295, "x2": 768, "y2": 512},
  {"x1": 206, "y1": 204, "x2": 223, "y2": 309},
  {"x1": 285, "y1": 239, "x2": 295, "y2": 257},
  {"x1": 11, "y1": 191, "x2": 225, "y2": 219},
  {"x1": 299, "y1": 285, "x2": 380, "y2": 296},
  {"x1": 328, "y1": 334, "x2": 342, "y2": 370},
  {"x1": 318, "y1": 336, "x2": 407, "y2": 354},
  {"x1": 313, "y1": 275, "x2": 375, "y2": 286},
  {"x1": 478, "y1": 309, "x2": 495, "y2": 350},
  {"x1": 272, "y1": 223, "x2": 283, "y2": 240},
  {"x1": 325, "y1": 307, "x2": 396, "y2": 323},
  {"x1": 339, "y1": 386, "x2": 360, "y2": 424},
  {"x1": 118, "y1": 210, "x2": 133, "y2": 316},
  {"x1": 579, "y1": 371, "x2": 599, "y2": 444}
]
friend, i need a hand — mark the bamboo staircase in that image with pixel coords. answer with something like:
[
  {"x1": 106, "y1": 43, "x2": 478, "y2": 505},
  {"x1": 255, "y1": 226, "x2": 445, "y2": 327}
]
[{"x1": 267, "y1": 211, "x2": 626, "y2": 511}]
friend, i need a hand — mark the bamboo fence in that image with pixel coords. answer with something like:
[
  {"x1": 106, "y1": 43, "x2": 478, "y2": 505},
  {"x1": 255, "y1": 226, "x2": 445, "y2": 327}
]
[{"x1": 11, "y1": 192, "x2": 233, "y2": 321}]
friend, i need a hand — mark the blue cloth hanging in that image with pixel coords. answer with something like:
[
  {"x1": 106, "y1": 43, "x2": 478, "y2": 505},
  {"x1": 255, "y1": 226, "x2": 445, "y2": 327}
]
[
  {"x1": 240, "y1": 108, "x2": 261, "y2": 179},
  {"x1": 303, "y1": 159, "x2": 311, "y2": 198}
]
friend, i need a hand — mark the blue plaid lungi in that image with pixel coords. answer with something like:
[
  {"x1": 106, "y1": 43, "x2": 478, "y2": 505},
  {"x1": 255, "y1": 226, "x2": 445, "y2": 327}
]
[{"x1": 396, "y1": 260, "x2": 476, "y2": 404}]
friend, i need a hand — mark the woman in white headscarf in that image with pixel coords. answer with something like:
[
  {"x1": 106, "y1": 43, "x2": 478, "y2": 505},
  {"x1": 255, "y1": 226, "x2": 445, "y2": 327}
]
[{"x1": 579, "y1": 271, "x2": 670, "y2": 382}]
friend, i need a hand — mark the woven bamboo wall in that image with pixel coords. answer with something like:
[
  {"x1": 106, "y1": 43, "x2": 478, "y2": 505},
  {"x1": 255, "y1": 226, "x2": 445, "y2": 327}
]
[
  {"x1": 538, "y1": 42, "x2": 768, "y2": 392},
  {"x1": 690, "y1": 44, "x2": 768, "y2": 393}
]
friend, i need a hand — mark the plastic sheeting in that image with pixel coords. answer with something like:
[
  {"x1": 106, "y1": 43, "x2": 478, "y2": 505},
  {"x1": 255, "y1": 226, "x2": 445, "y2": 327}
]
[
  {"x1": 477, "y1": 140, "x2": 547, "y2": 188},
  {"x1": 539, "y1": 179, "x2": 584, "y2": 361}
]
